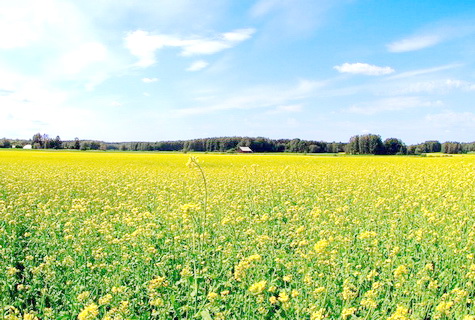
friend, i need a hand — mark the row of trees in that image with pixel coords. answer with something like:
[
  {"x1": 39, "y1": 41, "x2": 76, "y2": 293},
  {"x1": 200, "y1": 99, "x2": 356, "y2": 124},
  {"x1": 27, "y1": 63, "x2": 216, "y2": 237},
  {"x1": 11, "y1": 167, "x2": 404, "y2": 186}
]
[
  {"x1": 32, "y1": 133, "x2": 63, "y2": 149},
  {"x1": 346, "y1": 134, "x2": 475, "y2": 155},
  {"x1": 1, "y1": 133, "x2": 474, "y2": 155},
  {"x1": 103, "y1": 137, "x2": 347, "y2": 153}
]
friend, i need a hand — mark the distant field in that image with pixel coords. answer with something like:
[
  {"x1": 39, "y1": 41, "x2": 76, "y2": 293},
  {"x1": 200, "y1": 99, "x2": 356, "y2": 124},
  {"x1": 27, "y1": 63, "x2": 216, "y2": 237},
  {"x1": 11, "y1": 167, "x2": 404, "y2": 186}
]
[{"x1": 1, "y1": 151, "x2": 475, "y2": 319}]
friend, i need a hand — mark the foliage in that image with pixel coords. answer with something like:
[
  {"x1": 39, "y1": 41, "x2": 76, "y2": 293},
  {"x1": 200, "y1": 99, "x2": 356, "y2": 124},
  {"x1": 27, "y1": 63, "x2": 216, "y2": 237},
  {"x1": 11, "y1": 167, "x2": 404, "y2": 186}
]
[
  {"x1": 384, "y1": 138, "x2": 407, "y2": 155},
  {"x1": 345, "y1": 134, "x2": 385, "y2": 155},
  {"x1": 442, "y1": 142, "x2": 463, "y2": 154}
]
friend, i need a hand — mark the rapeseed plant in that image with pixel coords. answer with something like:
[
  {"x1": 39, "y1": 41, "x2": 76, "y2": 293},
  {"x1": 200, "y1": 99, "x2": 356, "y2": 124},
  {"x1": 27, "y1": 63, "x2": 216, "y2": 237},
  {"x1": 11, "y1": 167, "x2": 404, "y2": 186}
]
[{"x1": 0, "y1": 151, "x2": 474, "y2": 318}]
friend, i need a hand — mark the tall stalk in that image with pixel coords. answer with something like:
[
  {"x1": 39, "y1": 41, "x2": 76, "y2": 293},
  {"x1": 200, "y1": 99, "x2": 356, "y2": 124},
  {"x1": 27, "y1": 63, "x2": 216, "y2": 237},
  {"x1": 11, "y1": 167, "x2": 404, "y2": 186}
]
[{"x1": 186, "y1": 156, "x2": 209, "y2": 316}]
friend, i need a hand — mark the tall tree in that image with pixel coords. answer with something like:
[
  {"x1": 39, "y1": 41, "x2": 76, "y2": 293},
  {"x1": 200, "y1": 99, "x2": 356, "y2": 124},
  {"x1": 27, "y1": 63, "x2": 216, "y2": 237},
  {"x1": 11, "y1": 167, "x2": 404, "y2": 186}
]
[{"x1": 384, "y1": 138, "x2": 406, "y2": 155}]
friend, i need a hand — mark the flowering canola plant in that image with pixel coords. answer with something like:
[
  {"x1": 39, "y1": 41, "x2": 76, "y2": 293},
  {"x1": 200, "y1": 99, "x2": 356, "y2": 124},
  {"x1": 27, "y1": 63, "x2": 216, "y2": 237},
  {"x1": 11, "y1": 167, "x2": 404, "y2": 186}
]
[{"x1": 0, "y1": 150, "x2": 475, "y2": 319}]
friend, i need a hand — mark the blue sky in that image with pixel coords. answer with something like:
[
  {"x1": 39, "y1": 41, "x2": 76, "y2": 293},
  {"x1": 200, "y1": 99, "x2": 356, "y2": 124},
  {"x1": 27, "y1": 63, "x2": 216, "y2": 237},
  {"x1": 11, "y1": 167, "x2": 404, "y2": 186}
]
[{"x1": 1, "y1": 0, "x2": 475, "y2": 144}]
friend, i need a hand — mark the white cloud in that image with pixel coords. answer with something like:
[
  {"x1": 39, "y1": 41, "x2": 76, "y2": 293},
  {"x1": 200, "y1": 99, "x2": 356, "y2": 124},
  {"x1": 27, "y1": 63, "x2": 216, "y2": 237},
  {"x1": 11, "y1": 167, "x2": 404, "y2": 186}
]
[
  {"x1": 142, "y1": 77, "x2": 159, "y2": 83},
  {"x1": 334, "y1": 63, "x2": 395, "y2": 76},
  {"x1": 391, "y1": 79, "x2": 475, "y2": 95},
  {"x1": 60, "y1": 42, "x2": 108, "y2": 75},
  {"x1": 124, "y1": 28, "x2": 255, "y2": 67},
  {"x1": 123, "y1": 30, "x2": 163, "y2": 67},
  {"x1": 426, "y1": 111, "x2": 475, "y2": 128},
  {"x1": 250, "y1": 0, "x2": 339, "y2": 36},
  {"x1": 187, "y1": 60, "x2": 209, "y2": 72},
  {"x1": 388, "y1": 64, "x2": 462, "y2": 80},
  {"x1": 346, "y1": 96, "x2": 443, "y2": 115},
  {"x1": 387, "y1": 22, "x2": 475, "y2": 53},
  {"x1": 0, "y1": 67, "x2": 92, "y2": 138},
  {"x1": 387, "y1": 35, "x2": 442, "y2": 53},
  {"x1": 222, "y1": 29, "x2": 255, "y2": 42},
  {"x1": 173, "y1": 79, "x2": 324, "y2": 116},
  {"x1": 0, "y1": 0, "x2": 129, "y2": 93}
]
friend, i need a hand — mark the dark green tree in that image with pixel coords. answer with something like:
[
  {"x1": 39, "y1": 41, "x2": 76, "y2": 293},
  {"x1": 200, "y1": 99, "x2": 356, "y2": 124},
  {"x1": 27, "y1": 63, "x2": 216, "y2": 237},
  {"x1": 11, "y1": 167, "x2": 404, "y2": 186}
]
[{"x1": 384, "y1": 138, "x2": 406, "y2": 155}]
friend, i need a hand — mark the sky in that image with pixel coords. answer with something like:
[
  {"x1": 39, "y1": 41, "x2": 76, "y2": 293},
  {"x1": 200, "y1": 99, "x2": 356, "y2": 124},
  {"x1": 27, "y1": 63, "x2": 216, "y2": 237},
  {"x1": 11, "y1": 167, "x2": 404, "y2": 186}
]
[{"x1": 1, "y1": 0, "x2": 475, "y2": 144}]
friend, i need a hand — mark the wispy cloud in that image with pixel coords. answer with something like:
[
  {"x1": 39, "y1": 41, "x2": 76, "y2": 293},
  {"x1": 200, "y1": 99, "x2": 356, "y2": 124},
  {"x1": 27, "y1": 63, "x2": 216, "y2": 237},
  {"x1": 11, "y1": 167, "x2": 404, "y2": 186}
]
[
  {"x1": 173, "y1": 79, "x2": 324, "y2": 116},
  {"x1": 250, "y1": 0, "x2": 341, "y2": 36},
  {"x1": 387, "y1": 35, "x2": 442, "y2": 53},
  {"x1": 387, "y1": 21, "x2": 475, "y2": 53},
  {"x1": 186, "y1": 60, "x2": 209, "y2": 72},
  {"x1": 334, "y1": 63, "x2": 395, "y2": 76},
  {"x1": 124, "y1": 28, "x2": 255, "y2": 67},
  {"x1": 388, "y1": 64, "x2": 462, "y2": 80},
  {"x1": 392, "y1": 79, "x2": 475, "y2": 95},
  {"x1": 346, "y1": 96, "x2": 443, "y2": 115},
  {"x1": 426, "y1": 110, "x2": 475, "y2": 128}
]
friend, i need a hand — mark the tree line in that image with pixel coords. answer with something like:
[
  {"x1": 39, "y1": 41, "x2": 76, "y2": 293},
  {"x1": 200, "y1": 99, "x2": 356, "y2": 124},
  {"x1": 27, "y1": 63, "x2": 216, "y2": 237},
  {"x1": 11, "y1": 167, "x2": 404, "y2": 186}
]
[{"x1": 1, "y1": 133, "x2": 474, "y2": 155}]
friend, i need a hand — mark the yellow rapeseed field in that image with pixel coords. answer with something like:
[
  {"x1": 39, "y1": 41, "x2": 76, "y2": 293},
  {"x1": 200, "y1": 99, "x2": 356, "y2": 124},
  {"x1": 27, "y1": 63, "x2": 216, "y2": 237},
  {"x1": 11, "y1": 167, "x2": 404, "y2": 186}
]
[{"x1": 1, "y1": 150, "x2": 475, "y2": 319}]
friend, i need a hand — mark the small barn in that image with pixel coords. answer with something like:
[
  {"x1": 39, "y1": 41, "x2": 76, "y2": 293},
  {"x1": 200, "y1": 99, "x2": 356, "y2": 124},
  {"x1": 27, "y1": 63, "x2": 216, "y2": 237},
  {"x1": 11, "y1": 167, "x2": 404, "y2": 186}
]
[
  {"x1": 238, "y1": 146, "x2": 253, "y2": 153},
  {"x1": 23, "y1": 144, "x2": 32, "y2": 149}
]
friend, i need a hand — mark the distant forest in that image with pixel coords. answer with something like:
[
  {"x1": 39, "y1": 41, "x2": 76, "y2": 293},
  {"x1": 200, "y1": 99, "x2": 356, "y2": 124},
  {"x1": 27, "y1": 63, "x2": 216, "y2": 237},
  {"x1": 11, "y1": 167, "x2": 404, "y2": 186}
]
[{"x1": 1, "y1": 133, "x2": 475, "y2": 155}]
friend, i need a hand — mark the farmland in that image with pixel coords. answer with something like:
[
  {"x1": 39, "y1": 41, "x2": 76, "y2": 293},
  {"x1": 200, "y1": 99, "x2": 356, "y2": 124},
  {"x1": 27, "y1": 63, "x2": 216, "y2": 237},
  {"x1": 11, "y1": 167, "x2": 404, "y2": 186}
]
[{"x1": 1, "y1": 151, "x2": 475, "y2": 319}]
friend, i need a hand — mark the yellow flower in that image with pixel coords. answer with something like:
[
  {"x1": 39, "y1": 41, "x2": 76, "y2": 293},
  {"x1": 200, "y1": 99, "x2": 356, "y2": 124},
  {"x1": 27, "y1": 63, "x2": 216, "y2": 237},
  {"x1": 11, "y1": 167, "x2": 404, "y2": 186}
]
[
  {"x1": 342, "y1": 283, "x2": 357, "y2": 300},
  {"x1": 283, "y1": 275, "x2": 292, "y2": 282},
  {"x1": 77, "y1": 303, "x2": 99, "y2": 320},
  {"x1": 435, "y1": 301, "x2": 453, "y2": 316},
  {"x1": 23, "y1": 313, "x2": 38, "y2": 320},
  {"x1": 393, "y1": 265, "x2": 408, "y2": 278},
  {"x1": 366, "y1": 269, "x2": 379, "y2": 280},
  {"x1": 6, "y1": 267, "x2": 20, "y2": 276},
  {"x1": 249, "y1": 280, "x2": 267, "y2": 295},
  {"x1": 148, "y1": 276, "x2": 167, "y2": 290},
  {"x1": 234, "y1": 254, "x2": 262, "y2": 281},
  {"x1": 314, "y1": 286, "x2": 326, "y2": 294},
  {"x1": 98, "y1": 294, "x2": 113, "y2": 306},
  {"x1": 341, "y1": 307, "x2": 357, "y2": 319},
  {"x1": 269, "y1": 296, "x2": 278, "y2": 304},
  {"x1": 314, "y1": 239, "x2": 330, "y2": 254},
  {"x1": 180, "y1": 266, "x2": 192, "y2": 277},
  {"x1": 278, "y1": 291, "x2": 289, "y2": 303},
  {"x1": 358, "y1": 231, "x2": 377, "y2": 239},
  {"x1": 387, "y1": 306, "x2": 411, "y2": 320},
  {"x1": 150, "y1": 297, "x2": 164, "y2": 306},
  {"x1": 360, "y1": 297, "x2": 377, "y2": 309},
  {"x1": 247, "y1": 254, "x2": 262, "y2": 262},
  {"x1": 207, "y1": 292, "x2": 219, "y2": 300},
  {"x1": 310, "y1": 308, "x2": 326, "y2": 320},
  {"x1": 118, "y1": 301, "x2": 129, "y2": 313}
]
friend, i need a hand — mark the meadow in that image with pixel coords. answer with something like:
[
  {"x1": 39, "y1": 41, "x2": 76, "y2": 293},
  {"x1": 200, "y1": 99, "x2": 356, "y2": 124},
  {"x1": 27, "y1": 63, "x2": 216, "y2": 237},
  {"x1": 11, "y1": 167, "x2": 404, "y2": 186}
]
[{"x1": 0, "y1": 150, "x2": 475, "y2": 319}]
